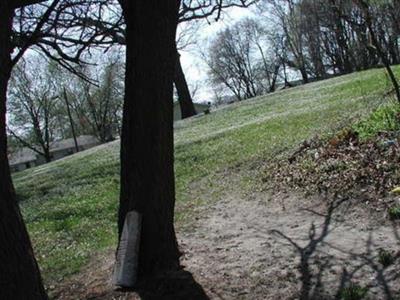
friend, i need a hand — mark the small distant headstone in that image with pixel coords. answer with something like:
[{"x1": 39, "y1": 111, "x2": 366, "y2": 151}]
[{"x1": 113, "y1": 210, "x2": 142, "y2": 288}]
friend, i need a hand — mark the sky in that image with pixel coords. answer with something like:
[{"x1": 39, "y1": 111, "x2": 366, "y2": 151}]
[{"x1": 179, "y1": 7, "x2": 256, "y2": 103}]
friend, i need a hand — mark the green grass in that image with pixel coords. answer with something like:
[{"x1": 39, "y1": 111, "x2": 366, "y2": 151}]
[
  {"x1": 388, "y1": 205, "x2": 400, "y2": 220},
  {"x1": 353, "y1": 101, "x2": 400, "y2": 140},
  {"x1": 339, "y1": 284, "x2": 368, "y2": 300},
  {"x1": 17, "y1": 144, "x2": 120, "y2": 284},
  {"x1": 378, "y1": 248, "x2": 395, "y2": 267},
  {"x1": 13, "y1": 66, "x2": 400, "y2": 289}
]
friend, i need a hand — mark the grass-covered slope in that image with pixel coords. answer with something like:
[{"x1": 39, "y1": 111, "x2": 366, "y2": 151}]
[{"x1": 13, "y1": 66, "x2": 399, "y2": 288}]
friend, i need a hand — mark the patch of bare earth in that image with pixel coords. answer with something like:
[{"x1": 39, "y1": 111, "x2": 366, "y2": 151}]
[
  {"x1": 54, "y1": 188, "x2": 400, "y2": 299},
  {"x1": 181, "y1": 191, "x2": 400, "y2": 299}
]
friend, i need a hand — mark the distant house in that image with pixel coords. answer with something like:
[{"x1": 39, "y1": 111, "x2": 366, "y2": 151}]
[
  {"x1": 9, "y1": 135, "x2": 100, "y2": 173},
  {"x1": 8, "y1": 148, "x2": 38, "y2": 173},
  {"x1": 49, "y1": 135, "x2": 99, "y2": 161},
  {"x1": 173, "y1": 101, "x2": 210, "y2": 121}
]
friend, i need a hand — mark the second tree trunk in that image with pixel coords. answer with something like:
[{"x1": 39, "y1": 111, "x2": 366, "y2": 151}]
[{"x1": 174, "y1": 52, "x2": 197, "y2": 119}]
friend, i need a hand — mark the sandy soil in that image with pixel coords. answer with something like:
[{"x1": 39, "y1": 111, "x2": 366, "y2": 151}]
[
  {"x1": 53, "y1": 191, "x2": 400, "y2": 300},
  {"x1": 180, "y1": 192, "x2": 400, "y2": 299}
]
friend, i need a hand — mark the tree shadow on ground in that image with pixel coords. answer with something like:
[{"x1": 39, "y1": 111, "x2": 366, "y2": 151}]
[
  {"x1": 52, "y1": 256, "x2": 208, "y2": 299},
  {"x1": 270, "y1": 198, "x2": 400, "y2": 300},
  {"x1": 119, "y1": 269, "x2": 209, "y2": 300}
]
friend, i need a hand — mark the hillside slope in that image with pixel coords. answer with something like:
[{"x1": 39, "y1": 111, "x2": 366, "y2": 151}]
[{"x1": 14, "y1": 67, "x2": 399, "y2": 297}]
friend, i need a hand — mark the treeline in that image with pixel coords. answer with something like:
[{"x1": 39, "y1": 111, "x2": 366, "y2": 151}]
[
  {"x1": 207, "y1": 0, "x2": 400, "y2": 101},
  {"x1": 7, "y1": 53, "x2": 124, "y2": 158}
]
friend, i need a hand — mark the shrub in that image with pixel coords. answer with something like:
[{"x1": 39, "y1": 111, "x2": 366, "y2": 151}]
[
  {"x1": 378, "y1": 248, "x2": 395, "y2": 267},
  {"x1": 388, "y1": 206, "x2": 400, "y2": 220},
  {"x1": 353, "y1": 103, "x2": 400, "y2": 140},
  {"x1": 339, "y1": 284, "x2": 368, "y2": 300}
]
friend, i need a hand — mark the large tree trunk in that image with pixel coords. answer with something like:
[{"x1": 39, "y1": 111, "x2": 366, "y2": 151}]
[
  {"x1": 174, "y1": 51, "x2": 197, "y2": 119},
  {"x1": 0, "y1": 2, "x2": 47, "y2": 299},
  {"x1": 117, "y1": 0, "x2": 181, "y2": 283}
]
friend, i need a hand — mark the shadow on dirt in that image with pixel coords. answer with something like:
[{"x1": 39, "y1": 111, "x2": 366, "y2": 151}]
[
  {"x1": 112, "y1": 269, "x2": 209, "y2": 300},
  {"x1": 270, "y1": 198, "x2": 400, "y2": 300}
]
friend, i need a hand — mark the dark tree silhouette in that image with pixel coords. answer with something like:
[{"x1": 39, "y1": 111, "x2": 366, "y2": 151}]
[
  {"x1": 174, "y1": 52, "x2": 197, "y2": 118},
  {"x1": 0, "y1": 1, "x2": 48, "y2": 299},
  {"x1": 117, "y1": 0, "x2": 181, "y2": 282}
]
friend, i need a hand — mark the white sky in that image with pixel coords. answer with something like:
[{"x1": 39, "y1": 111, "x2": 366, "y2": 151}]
[{"x1": 179, "y1": 7, "x2": 255, "y2": 102}]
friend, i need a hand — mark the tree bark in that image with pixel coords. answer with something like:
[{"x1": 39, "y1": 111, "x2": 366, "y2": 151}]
[
  {"x1": 63, "y1": 87, "x2": 79, "y2": 153},
  {"x1": 174, "y1": 51, "x2": 197, "y2": 119},
  {"x1": 117, "y1": 0, "x2": 181, "y2": 283},
  {"x1": 299, "y1": 66, "x2": 309, "y2": 84},
  {"x1": 43, "y1": 147, "x2": 52, "y2": 163},
  {"x1": 269, "y1": 65, "x2": 280, "y2": 93},
  {"x1": 0, "y1": 2, "x2": 47, "y2": 299}
]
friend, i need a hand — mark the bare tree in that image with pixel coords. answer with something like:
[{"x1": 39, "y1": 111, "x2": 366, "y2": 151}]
[
  {"x1": 66, "y1": 58, "x2": 124, "y2": 143},
  {"x1": 267, "y1": 0, "x2": 310, "y2": 83},
  {"x1": 245, "y1": 19, "x2": 282, "y2": 92},
  {"x1": 62, "y1": 87, "x2": 79, "y2": 152},
  {"x1": 12, "y1": 0, "x2": 121, "y2": 76},
  {"x1": 206, "y1": 18, "x2": 280, "y2": 101},
  {"x1": 7, "y1": 58, "x2": 59, "y2": 162},
  {"x1": 353, "y1": 0, "x2": 400, "y2": 102},
  {"x1": 254, "y1": 0, "x2": 400, "y2": 84},
  {"x1": 299, "y1": 0, "x2": 326, "y2": 79}
]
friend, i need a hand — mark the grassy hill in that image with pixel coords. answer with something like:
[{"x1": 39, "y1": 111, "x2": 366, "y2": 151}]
[{"x1": 13, "y1": 66, "x2": 399, "y2": 290}]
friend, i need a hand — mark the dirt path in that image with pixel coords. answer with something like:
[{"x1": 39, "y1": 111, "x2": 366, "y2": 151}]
[
  {"x1": 180, "y1": 192, "x2": 400, "y2": 300},
  {"x1": 54, "y1": 191, "x2": 400, "y2": 300}
]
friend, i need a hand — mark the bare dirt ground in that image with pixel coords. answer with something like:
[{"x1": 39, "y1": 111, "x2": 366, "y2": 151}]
[
  {"x1": 180, "y1": 192, "x2": 400, "y2": 299},
  {"x1": 54, "y1": 190, "x2": 400, "y2": 300}
]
